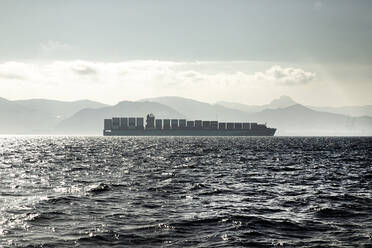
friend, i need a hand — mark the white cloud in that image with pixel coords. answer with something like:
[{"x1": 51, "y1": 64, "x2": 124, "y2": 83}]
[
  {"x1": 40, "y1": 40, "x2": 71, "y2": 52},
  {"x1": 0, "y1": 62, "x2": 36, "y2": 80},
  {"x1": 0, "y1": 60, "x2": 315, "y2": 103},
  {"x1": 253, "y1": 65, "x2": 315, "y2": 85},
  {"x1": 0, "y1": 61, "x2": 315, "y2": 85}
]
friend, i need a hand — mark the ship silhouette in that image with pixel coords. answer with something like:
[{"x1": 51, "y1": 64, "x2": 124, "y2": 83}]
[{"x1": 103, "y1": 114, "x2": 276, "y2": 136}]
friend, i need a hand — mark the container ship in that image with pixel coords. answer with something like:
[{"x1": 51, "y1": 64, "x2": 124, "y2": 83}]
[{"x1": 103, "y1": 114, "x2": 276, "y2": 136}]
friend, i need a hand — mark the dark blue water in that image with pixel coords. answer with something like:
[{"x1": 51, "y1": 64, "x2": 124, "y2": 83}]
[{"x1": 0, "y1": 136, "x2": 371, "y2": 247}]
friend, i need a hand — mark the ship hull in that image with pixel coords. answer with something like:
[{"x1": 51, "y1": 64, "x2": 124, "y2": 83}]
[{"x1": 103, "y1": 128, "x2": 276, "y2": 136}]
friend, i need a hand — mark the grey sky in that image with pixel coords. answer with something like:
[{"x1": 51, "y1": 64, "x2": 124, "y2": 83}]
[
  {"x1": 1, "y1": 0, "x2": 371, "y2": 62},
  {"x1": 0, "y1": 0, "x2": 371, "y2": 106}
]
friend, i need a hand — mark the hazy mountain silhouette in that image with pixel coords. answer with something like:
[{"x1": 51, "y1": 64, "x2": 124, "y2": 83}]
[
  {"x1": 0, "y1": 97, "x2": 56, "y2": 133},
  {"x1": 250, "y1": 104, "x2": 372, "y2": 136},
  {"x1": 215, "y1": 101, "x2": 262, "y2": 113},
  {"x1": 138, "y1": 96, "x2": 371, "y2": 135},
  {"x1": 56, "y1": 101, "x2": 185, "y2": 134},
  {"x1": 266, "y1": 95, "x2": 298, "y2": 109},
  {"x1": 0, "y1": 97, "x2": 28, "y2": 113},
  {"x1": 140, "y1": 96, "x2": 250, "y2": 121},
  {"x1": 217, "y1": 95, "x2": 297, "y2": 113},
  {"x1": 308, "y1": 105, "x2": 372, "y2": 118},
  {"x1": 1, "y1": 95, "x2": 371, "y2": 135},
  {"x1": 14, "y1": 99, "x2": 107, "y2": 120},
  {"x1": 0, "y1": 97, "x2": 106, "y2": 134},
  {"x1": 219, "y1": 95, "x2": 372, "y2": 118}
]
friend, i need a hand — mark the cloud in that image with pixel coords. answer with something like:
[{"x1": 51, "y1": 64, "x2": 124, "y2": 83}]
[
  {"x1": 0, "y1": 72, "x2": 25, "y2": 80},
  {"x1": 253, "y1": 65, "x2": 316, "y2": 85},
  {"x1": 40, "y1": 40, "x2": 71, "y2": 52},
  {"x1": 0, "y1": 62, "x2": 33, "y2": 80},
  {"x1": 0, "y1": 61, "x2": 315, "y2": 90},
  {"x1": 70, "y1": 63, "x2": 97, "y2": 75}
]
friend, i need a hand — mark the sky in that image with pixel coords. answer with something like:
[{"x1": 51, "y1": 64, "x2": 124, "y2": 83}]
[{"x1": 0, "y1": 0, "x2": 371, "y2": 106}]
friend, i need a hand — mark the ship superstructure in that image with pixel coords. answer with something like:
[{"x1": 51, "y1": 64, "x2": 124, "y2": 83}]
[{"x1": 103, "y1": 114, "x2": 276, "y2": 136}]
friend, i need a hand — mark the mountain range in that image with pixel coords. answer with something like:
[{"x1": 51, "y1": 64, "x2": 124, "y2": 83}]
[
  {"x1": 218, "y1": 96, "x2": 372, "y2": 117},
  {"x1": 217, "y1": 95, "x2": 297, "y2": 113},
  {"x1": 0, "y1": 97, "x2": 106, "y2": 134},
  {"x1": 0, "y1": 96, "x2": 371, "y2": 135},
  {"x1": 56, "y1": 101, "x2": 185, "y2": 134}
]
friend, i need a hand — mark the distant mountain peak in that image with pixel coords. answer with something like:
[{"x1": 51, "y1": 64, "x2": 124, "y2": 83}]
[
  {"x1": 286, "y1": 103, "x2": 310, "y2": 110},
  {"x1": 268, "y1": 95, "x2": 297, "y2": 108},
  {"x1": 270, "y1": 95, "x2": 296, "y2": 104},
  {"x1": 116, "y1": 100, "x2": 132, "y2": 105},
  {"x1": 140, "y1": 96, "x2": 208, "y2": 105}
]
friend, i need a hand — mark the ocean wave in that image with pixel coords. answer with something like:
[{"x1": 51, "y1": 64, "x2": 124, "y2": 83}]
[
  {"x1": 87, "y1": 183, "x2": 111, "y2": 194},
  {"x1": 1, "y1": 136, "x2": 371, "y2": 247}
]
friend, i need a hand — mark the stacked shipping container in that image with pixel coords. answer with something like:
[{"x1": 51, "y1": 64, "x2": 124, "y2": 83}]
[{"x1": 104, "y1": 116, "x2": 263, "y2": 131}]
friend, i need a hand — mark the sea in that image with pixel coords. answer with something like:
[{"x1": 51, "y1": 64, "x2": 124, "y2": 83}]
[{"x1": 0, "y1": 136, "x2": 371, "y2": 247}]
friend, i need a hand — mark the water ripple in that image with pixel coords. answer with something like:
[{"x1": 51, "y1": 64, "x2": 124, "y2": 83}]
[{"x1": 0, "y1": 136, "x2": 371, "y2": 247}]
